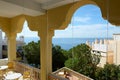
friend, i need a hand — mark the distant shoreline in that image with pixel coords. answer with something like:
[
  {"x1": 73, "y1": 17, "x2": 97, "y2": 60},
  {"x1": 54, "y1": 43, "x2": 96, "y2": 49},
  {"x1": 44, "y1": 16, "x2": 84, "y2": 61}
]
[{"x1": 24, "y1": 37, "x2": 113, "y2": 50}]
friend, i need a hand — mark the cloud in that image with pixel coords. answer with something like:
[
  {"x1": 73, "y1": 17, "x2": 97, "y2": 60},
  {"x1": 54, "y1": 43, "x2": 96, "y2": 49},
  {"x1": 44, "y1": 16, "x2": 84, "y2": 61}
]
[
  {"x1": 72, "y1": 16, "x2": 91, "y2": 23},
  {"x1": 54, "y1": 23, "x2": 120, "y2": 38},
  {"x1": 64, "y1": 24, "x2": 108, "y2": 31}
]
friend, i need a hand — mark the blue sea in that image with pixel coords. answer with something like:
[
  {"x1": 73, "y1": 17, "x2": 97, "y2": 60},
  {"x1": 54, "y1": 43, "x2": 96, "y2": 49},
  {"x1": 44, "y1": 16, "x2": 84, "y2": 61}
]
[{"x1": 24, "y1": 37, "x2": 112, "y2": 50}]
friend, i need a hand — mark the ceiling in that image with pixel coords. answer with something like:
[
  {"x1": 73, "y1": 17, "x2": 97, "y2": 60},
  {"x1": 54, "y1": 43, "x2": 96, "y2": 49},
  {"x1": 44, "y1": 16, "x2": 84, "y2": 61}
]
[{"x1": 0, "y1": 0, "x2": 79, "y2": 18}]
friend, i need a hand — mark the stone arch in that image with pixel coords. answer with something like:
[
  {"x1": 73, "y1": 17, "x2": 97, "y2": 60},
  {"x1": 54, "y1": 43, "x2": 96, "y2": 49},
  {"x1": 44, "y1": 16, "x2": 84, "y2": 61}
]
[
  {"x1": 25, "y1": 15, "x2": 47, "y2": 31},
  {"x1": 10, "y1": 15, "x2": 39, "y2": 35},
  {"x1": 0, "y1": 16, "x2": 10, "y2": 34},
  {"x1": 60, "y1": 0, "x2": 100, "y2": 29},
  {"x1": 11, "y1": 15, "x2": 26, "y2": 34}
]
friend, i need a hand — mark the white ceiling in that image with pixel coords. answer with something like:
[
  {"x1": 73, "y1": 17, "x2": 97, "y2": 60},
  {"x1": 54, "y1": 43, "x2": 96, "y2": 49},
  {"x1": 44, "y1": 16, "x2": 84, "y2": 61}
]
[{"x1": 0, "y1": 0, "x2": 79, "y2": 18}]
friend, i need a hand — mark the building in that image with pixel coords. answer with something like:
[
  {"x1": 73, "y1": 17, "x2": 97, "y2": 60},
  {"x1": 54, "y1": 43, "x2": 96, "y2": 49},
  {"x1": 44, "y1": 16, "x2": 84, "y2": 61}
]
[
  {"x1": 0, "y1": 30, "x2": 25, "y2": 59},
  {"x1": 87, "y1": 34, "x2": 120, "y2": 67},
  {"x1": 0, "y1": 30, "x2": 2, "y2": 59}
]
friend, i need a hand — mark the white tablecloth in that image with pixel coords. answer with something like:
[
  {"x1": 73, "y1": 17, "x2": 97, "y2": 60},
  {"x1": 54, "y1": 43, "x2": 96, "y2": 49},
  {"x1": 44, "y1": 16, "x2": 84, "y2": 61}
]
[
  {"x1": 0, "y1": 66, "x2": 8, "y2": 70},
  {"x1": 5, "y1": 73, "x2": 22, "y2": 80}
]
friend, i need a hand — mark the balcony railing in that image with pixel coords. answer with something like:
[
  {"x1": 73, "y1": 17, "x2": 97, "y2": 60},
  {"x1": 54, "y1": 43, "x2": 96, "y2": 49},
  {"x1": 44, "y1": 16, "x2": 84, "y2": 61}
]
[
  {"x1": 0, "y1": 58, "x2": 8, "y2": 66},
  {"x1": 0, "y1": 59, "x2": 93, "y2": 80},
  {"x1": 49, "y1": 73, "x2": 68, "y2": 80},
  {"x1": 14, "y1": 62, "x2": 93, "y2": 80},
  {"x1": 14, "y1": 61, "x2": 40, "y2": 80},
  {"x1": 49, "y1": 67, "x2": 93, "y2": 80}
]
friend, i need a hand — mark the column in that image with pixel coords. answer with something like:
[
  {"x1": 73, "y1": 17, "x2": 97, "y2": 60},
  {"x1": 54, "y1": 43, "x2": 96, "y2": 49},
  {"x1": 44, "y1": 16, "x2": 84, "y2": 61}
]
[
  {"x1": 7, "y1": 34, "x2": 17, "y2": 62},
  {"x1": 38, "y1": 29, "x2": 54, "y2": 80}
]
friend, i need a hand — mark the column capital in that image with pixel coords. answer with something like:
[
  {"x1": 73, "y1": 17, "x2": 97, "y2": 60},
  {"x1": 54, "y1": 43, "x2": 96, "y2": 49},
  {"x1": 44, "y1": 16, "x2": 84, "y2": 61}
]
[
  {"x1": 38, "y1": 29, "x2": 54, "y2": 39},
  {"x1": 6, "y1": 33, "x2": 17, "y2": 39}
]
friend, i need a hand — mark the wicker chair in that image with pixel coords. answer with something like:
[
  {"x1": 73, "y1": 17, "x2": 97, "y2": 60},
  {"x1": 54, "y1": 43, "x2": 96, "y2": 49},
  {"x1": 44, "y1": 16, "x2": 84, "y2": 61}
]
[
  {"x1": 23, "y1": 71, "x2": 32, "y2": 80},
  {"x1": 0, "y1": 70, "x2": 4, "y2": 80},
  {"x1": 5, "y1": 62, "x2": 14, "y2": 73},
  {"x1": 7, "y1": 62, "x2": 14, "y2": 69}
]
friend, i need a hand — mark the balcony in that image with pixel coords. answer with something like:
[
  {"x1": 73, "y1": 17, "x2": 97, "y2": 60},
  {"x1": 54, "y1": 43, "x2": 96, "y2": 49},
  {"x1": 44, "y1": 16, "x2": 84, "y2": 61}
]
[
  {"x1": 0, "y1": 58, "x2": 93, "y2": 80},
  {"x1": 0, "y1": 58, "x2": 40, "y2": 80},
  {"x1": 0, "y1": 0, "x2": 119, "y2": 80}
]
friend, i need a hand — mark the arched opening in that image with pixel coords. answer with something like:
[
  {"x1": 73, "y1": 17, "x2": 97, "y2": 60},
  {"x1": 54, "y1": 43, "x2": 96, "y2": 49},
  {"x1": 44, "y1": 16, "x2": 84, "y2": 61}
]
[
  {"x1": 54, "y1": 4, "x2": 106, "y2": 49},
  {"x1": 17, "y1": 20, "x2": 40, "y2": 67},
  {"x1": 52, "y1": 4, "x2": 120, "y2": 80}
]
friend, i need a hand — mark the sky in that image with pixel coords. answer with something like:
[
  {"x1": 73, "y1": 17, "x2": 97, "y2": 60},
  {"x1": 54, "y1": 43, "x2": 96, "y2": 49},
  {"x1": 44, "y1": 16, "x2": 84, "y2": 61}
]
[
  {"x1": 53, "y1": 5, "x2": 120, "y2": 38},
  {"x1": 2, "y1": 5, "x2": 120, "y2": 38}
]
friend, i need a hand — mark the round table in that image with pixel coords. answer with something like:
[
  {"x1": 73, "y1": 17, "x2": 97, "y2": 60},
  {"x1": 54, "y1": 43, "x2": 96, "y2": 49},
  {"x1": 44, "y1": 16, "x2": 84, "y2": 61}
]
[
  {"x1": 5, "y1": 73, "x2": 22, "y2": 80},
  {"x1": 0, "y1": 66, "x2": 8, "y2": 70}
]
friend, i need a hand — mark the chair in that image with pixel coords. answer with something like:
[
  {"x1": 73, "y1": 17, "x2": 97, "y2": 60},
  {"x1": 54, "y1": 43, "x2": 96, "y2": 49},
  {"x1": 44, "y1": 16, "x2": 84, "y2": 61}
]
[
  {"x1": 6, "y1": 62, "x2": 14, "y2": 73},
  {"x1": 23, "y1": 71, "x2": 32, "y2": 80},
  {"x1": 7, "y1": 62, "x2": 14, "y2": 69},
  {"x1": 0, "y1": 70, "x2": 4, "y2": 80}
]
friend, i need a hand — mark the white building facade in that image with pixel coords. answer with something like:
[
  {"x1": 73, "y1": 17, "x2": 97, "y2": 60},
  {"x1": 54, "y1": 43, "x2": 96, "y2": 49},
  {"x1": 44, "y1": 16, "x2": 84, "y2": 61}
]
[
  {"x1": 87, "y1": 34, "x2": 120, "y2": 67},
  {"x1": 0, "y1": 30, "x2": 25, "y2": 59},
  {"x1": 0, "y1": 30, "x2": 2, "y2": 59}
]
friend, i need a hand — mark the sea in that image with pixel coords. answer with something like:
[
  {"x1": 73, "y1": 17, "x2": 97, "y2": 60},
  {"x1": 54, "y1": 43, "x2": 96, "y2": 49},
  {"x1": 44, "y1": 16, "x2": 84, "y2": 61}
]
[{"x1": 24, "y1": 37, "x2": 112, "y2": 50}]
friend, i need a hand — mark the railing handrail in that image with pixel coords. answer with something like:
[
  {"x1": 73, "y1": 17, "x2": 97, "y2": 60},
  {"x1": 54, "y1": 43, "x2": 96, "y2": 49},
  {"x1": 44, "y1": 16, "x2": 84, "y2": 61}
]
[
  {"x1": 0, "y1": 58, "x2": 8, "y2": 66},
  {"x1": 14, "y1": 61, "x2": 40, "y2": 80},
  {"x1": 49, "y1": 73, "x2": 68, "y2": 80},
  {"x1": 53, "y1": 67, "x2": 93, "y2": 80},
  {"x1": 0, "y1": 60, "x2": 93, "y2": 80},
  {"x1": 15, "y1": 61, "x2": 40, "y2": 71}
]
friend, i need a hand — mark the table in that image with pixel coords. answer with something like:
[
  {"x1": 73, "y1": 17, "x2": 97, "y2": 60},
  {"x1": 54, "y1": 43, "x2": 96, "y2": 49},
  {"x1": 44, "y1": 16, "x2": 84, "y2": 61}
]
[
  {"x1": 58, "y1": 72, "x2": 64, "y2": 75},
  {"x1": 0, "y1": 66, "x2": 8, "y2": 70},
  {"x1": 5, "y1": 73, "x2": 22, "y2": 80}
]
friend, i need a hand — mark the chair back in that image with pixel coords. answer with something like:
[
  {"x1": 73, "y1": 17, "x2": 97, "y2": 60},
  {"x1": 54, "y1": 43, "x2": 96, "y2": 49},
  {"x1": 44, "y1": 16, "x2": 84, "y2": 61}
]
[
  {"x1": 23, "y1": 71, "x2": 31, "y2": 79},
  {"x1": 7, "y1": 62, "x2": 14, "y2": 69}
]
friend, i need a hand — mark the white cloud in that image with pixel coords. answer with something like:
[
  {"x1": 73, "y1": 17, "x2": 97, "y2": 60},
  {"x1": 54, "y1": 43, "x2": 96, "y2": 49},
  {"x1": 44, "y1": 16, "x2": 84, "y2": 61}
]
[
  {"x1": 72, "y1": 16, "x2": 91, "y2": 23},
  {"x1": 65, "y1": 24, "x2": 107, "y2": 31},
  {"x1": 54, "y1": 23, "x2": 119, "y2": 38}
]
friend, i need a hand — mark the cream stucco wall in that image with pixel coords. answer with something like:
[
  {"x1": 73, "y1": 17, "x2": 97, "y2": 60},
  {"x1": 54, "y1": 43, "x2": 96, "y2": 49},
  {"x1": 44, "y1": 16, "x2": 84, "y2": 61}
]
[
  {"x1": 98, "y1": 52, "x2": 106, "y2": 67},
  {"x1": 114, "y1": 40, "x2": 120, "y2": 65}
]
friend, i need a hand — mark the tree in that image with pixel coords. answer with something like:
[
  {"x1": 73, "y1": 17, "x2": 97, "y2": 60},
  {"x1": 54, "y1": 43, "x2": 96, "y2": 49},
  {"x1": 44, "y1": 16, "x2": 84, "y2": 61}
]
[
  {"x1": 95, "y1": 63, "x2": 120, "y2": 80},
  {"x1": 52, "y1": 45, "x2": 67, "y2": 71},
  {"x1": 22, "y1": 41, "x2": 120, "y2": 80},
  {"x1": 23, "y1": 41, "x2": 40, "y2": 67},
  {"x1": 65, "y1": 44, "x2": 100, "y2": 78},
  {"x1": 23, "y1": 42, "x2": 67, "y2": 70}
]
